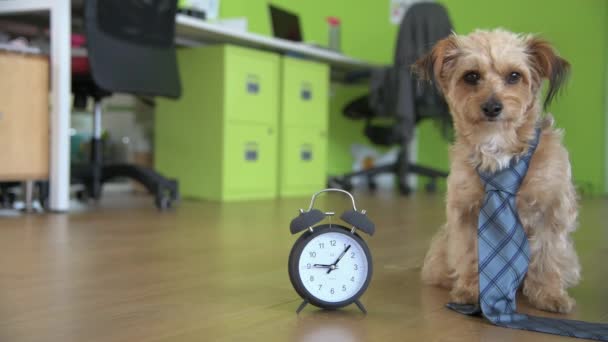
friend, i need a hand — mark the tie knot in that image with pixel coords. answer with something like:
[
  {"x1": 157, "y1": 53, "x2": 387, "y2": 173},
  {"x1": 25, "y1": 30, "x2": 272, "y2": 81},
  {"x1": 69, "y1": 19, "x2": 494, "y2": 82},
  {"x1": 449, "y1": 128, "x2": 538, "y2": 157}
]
[
  {"x1": 479, "y1": 165, "x2": 526, "y2": 195},
  {"x1": 477, "y1": 128, "x2": 541, "y2": 195}
]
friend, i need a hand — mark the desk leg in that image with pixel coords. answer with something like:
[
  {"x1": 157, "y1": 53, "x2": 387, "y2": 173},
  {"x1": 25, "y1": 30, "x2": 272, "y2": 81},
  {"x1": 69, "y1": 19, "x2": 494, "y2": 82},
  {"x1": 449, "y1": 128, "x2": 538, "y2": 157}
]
[
  {"x1": 22, "y1": 180, "x2": 34, "y2": 213},
  {"x1": 49, "y1": 0, "x2": 71, "y2": 212}
]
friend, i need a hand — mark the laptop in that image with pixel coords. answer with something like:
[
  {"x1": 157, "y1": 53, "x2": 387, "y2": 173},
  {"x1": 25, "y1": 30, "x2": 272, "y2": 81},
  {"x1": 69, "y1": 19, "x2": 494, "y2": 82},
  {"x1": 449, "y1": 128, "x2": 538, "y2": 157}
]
[{"x1": 269, "y1": 4, "x2": 303, "y2": 42}]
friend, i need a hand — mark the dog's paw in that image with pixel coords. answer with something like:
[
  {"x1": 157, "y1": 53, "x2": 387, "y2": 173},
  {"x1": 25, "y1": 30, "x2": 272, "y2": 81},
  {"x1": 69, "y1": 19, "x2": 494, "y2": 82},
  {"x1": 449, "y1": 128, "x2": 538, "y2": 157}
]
[
  {"x1": 528, "y1": 292, "x2": 576, "y2": 313},
  {"x1": 449, "y1": 285, "x2": 479, "y2": 304}
]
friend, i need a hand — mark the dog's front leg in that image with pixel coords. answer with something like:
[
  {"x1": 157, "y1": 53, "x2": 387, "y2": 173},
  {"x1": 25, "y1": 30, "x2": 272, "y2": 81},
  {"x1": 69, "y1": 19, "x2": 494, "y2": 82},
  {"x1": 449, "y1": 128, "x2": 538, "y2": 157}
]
[
  {"x1": 445, "y1": 202, "x2": 480, "y2": 304},
  {"x1": 519, "y1": 183, "x2": 580, "y2": 313}
]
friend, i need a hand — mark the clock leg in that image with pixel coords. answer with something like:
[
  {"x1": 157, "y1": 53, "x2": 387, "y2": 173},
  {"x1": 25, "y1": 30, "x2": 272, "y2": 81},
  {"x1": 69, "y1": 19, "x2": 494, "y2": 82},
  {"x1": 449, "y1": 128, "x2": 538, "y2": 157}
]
[
  {"x1": 354, "y1": 299, "x2": 368, "y2": 314},
  {"x1": 296, "y1": 300, "x2": 309, "y2": 314}
]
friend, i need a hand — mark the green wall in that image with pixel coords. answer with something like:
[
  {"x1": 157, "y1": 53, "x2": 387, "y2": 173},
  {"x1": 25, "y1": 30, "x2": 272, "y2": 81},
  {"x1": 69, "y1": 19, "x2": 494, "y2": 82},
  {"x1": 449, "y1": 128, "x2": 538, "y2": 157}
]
[
  {"x1": 417, "y1": 0, "x2": 608, "y2": 195},
  {"x1": 219, "y1": 0, "x2": 608, "y2": 194}
]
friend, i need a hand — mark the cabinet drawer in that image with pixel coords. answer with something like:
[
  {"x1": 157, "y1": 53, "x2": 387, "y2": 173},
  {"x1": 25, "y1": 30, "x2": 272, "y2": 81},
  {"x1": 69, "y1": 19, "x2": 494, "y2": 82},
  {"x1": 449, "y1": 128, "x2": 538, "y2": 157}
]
[
  {"x1": 281, "y1": 57, "x2": 329, "y2": 127},
  {"x1": 223, "y1": 122, "x2": 278, "y2": 199},
  {"x1": 279, "y1": 126, "x2": 327, "y2": 196},
  {"x1": 0, "y1": 52, "x2": 49, "y2": 180},
  {"x1": 224, "y1": 46, "x2": 280, "y2": 125}
]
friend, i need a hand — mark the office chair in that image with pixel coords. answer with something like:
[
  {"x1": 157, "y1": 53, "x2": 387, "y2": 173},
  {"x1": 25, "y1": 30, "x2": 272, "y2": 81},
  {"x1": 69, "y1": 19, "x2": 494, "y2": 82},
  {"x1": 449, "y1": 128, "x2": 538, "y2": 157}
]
[
  {"x1": 0, "y1": 182, "x2": 19, "y2": 208},
  {"x1": 329, "y1": 3, "x2": 452, "y2": 195},
  {"x1": 70, "y1": 0, "x2": 181, "y2": 210}
]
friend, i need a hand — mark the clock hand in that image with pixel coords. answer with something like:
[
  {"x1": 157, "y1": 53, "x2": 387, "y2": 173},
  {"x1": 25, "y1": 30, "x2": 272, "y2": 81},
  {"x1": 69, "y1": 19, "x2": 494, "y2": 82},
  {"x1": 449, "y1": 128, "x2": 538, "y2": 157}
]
[
  {"x1": 327, "y1": 245, "x2": 351, "y2": 274},
  {"x1": 314, "y1": 264, "x2": 340, "y2": 272}
]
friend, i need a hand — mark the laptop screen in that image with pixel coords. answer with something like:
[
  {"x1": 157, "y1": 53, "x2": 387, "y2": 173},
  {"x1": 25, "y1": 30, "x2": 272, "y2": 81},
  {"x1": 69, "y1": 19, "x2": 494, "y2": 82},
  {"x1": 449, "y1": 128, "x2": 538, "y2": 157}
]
[{"x1": 269, "y1": 5, "x2": 303, "y2": 42}]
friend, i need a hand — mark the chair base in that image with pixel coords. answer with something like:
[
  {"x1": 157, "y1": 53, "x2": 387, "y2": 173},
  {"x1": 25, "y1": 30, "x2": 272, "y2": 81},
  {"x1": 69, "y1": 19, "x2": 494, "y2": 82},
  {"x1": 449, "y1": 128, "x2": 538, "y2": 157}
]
[
  {"x1": 0, "y1": 182, "x2": 21, "y2": 208},
  {"x1": 69, "y1": 90, "x2": 179, "y2": 210},
  {"x1": 71, "y1": 163, "x2": 179, "y2": 210},
  {"x1": 328, "y1": 148, "x2": 448, "y2": 195}
]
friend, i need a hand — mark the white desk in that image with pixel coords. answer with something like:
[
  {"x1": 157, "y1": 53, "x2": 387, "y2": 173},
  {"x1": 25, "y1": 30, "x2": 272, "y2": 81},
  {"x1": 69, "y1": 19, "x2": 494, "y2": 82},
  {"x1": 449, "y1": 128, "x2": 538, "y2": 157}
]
[
  {"x1": 0, "y1": 2, "x2": 373, "y2": 211},
  {"x1": 175, "y1": 14, "x2": 374, "y2": 72},
  {"x1": 0, "y1": 0, "x2": 71, "y2": 212}
]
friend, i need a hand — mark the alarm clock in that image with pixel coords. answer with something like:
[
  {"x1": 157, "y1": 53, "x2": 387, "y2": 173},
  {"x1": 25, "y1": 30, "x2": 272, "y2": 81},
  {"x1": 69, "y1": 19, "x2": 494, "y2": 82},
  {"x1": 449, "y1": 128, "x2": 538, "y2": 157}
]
[{"x1": 288, "y1": 189, "x2": 375, "y2": 314}]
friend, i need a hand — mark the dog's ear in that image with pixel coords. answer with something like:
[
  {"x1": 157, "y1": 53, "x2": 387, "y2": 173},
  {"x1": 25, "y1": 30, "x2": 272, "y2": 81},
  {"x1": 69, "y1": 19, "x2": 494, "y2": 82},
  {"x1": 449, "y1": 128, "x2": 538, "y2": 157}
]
[
  {"x1": 412, "y1": 35, "x2": 458, "y2": 92},
  {"x1": 526, "y1": 37, "x2": 570, "y2": 108}
]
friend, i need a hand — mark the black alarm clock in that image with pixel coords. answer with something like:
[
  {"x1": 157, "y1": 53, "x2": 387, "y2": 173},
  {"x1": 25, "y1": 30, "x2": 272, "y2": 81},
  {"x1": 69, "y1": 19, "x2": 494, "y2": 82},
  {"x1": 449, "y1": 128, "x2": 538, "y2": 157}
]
[{"x1": 288, "y1": 189, "x2": 375, "y2": 314}]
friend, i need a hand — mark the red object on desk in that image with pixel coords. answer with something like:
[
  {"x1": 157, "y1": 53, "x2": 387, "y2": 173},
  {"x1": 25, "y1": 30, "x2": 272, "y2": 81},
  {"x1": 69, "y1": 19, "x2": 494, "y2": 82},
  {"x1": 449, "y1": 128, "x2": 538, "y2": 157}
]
[
  {"x1": 71, "y1": 33, "x2": 89, "y2": 75},
  {"x1": 326, "y1": 16, "x2": 341, "y2": 27}
]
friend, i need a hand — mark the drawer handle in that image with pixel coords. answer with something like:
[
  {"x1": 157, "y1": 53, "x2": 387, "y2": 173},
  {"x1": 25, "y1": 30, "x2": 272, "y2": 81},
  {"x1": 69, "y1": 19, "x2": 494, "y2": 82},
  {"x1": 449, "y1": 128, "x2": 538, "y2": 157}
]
[
  {"x1": 301, "y1": 144, "x2": 313, "y2": 161},
  {"x1": 245, "y1": 142, "x2": 258, "y2": 161},
  {"x1": 301, "y1": 89, "x2": 312, "y2": 101},
  {"x1": 0, "y1": 112, "x2": 3, "y2": 120},
  {"x1": 245, "y1": 150, "x2": 258, "y2": 161},
  {"x1": 246, "y1": 75, "x2": 260, "y2": 94},
  {"x1": 301, "y1": 82, "x2": 312, "y2": 101}
]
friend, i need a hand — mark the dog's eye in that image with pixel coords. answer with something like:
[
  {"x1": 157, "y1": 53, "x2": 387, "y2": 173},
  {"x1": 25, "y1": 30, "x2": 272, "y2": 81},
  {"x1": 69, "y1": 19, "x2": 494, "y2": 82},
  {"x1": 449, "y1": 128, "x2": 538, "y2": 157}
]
[
  {"x1": 507, "y1": 72, "x2": 522, "y2": 84},
  {"x1": 463, "y1": 72, "x2": 481, "y2": 85}
]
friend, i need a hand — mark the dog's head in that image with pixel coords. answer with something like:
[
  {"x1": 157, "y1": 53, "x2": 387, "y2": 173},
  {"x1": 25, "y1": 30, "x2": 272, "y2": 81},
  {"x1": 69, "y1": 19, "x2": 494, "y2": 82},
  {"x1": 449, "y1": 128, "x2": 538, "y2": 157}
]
[{"x1": 414, "y1": 29, "x2": 569, "y2": 146}]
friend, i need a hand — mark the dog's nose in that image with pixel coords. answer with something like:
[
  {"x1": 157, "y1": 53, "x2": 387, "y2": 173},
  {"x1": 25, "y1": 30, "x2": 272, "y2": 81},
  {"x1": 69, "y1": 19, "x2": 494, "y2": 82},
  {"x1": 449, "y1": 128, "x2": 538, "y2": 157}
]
[{"x1": 481, "y1": 98, "x2": 503, "y2": 118}]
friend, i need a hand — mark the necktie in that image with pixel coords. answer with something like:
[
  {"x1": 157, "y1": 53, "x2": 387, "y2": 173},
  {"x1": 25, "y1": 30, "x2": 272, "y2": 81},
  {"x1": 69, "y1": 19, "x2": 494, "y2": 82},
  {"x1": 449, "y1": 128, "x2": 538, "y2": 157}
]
[{"x1": 447, "y1": 128, "x2": 608, "y2": 341}]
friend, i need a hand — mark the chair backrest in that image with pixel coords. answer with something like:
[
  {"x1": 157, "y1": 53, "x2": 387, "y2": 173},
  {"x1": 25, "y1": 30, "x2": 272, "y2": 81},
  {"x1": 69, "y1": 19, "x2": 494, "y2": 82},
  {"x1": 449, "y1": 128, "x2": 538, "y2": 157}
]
[
  {"x1": 394, "y1": 3, "x2": 453, "y2": 67},
  {"x1": 84, "y1": 0, "x2": 181, "y2": 98},
  {"x1": 352, "y1": 3, "x2": 453, "y2": 145},
  {"x1": 396, "y1": 2, "x2": 453, "y2": 139},
  {"x1": 396, "y1": 2, "x2": 452, "y2": 108}
]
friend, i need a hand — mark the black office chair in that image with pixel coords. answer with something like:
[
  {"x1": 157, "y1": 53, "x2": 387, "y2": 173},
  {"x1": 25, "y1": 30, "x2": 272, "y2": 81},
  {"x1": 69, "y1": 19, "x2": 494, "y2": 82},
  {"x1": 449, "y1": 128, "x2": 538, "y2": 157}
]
[
  {"x1": 0, "y1": 182, "x2": 20, "y2": 208},
  {"x1": 328, "y1": 3, "x2": 452, "y2": 195},
  {"x1": 70, "y1": 0, "x2": 181, "y2": 210}
]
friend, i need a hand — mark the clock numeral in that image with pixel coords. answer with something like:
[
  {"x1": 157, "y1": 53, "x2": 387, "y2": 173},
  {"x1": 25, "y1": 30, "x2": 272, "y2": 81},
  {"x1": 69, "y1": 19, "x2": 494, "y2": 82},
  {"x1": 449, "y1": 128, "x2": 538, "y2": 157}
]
[
  {"x1": 350, "y1": 276, "x2": 355, "y2": 282},
  {"x1": 354, "y1": 264, "x2": 358, "y2": 270},
  {"x1": 330, "y1": 240, "x2": 336, "y2": 246},
  {"x1": 330, "y1": 288, "x2": 335, "y2": 295},
  {"x1": 342, "y1": 285, "x2": 347, "y2": 291},
  {"x1": 310, "y1": 252, "x2": 316, "y2": 258},
  {"x1": 318, "y1": 284, "x2": 322, "y2": 291},
  {"x1": 319, "y1": 243, "x2": 325, "y2": 249},
  {"x1": 351, "y1": 252, "x2": 356, "y2": 258},
  {"x1": 310, "y1": 276, "x2": 314, "y2": 282},
  {"x1": 306, "y1": 263, "x2": 311, "y2": 269}
]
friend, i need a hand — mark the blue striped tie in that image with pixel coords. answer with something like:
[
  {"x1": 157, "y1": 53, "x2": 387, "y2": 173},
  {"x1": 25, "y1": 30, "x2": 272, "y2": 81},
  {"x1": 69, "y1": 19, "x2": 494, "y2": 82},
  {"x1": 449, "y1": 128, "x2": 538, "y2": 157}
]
[{"x1": 447, "y1": 128, "x2": 608, "y2": 341}]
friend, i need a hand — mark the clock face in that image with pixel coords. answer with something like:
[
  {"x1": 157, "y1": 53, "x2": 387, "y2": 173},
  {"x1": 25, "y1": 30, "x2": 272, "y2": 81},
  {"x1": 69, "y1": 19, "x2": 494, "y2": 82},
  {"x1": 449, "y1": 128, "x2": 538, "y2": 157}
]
[{"x1": 289, "y1": 226, "x2": 372, "y2": 307}]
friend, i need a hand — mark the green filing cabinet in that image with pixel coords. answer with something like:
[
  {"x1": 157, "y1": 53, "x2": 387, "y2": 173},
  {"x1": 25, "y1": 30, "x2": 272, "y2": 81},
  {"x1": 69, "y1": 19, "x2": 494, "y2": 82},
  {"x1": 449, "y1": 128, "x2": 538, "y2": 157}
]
[
  {"x1": 279, "y1": 57, "x2": 329, "y2": 197},
  {"x1": 155, "y1": 45, "x2": 280, "y2": 201}
]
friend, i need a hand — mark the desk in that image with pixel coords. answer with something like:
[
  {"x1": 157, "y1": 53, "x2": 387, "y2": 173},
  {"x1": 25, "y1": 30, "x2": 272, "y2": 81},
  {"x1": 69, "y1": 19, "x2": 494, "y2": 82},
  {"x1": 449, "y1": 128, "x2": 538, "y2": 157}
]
[
  {"x1": 0, "y1": 0, "x2": 71, "y2": 212},
  {"x1": 175, "y1": 14, "x2": 374, "y2": 73},
  {"x1": 0, "y1": 1, "x2": 373, "y2": 211}
]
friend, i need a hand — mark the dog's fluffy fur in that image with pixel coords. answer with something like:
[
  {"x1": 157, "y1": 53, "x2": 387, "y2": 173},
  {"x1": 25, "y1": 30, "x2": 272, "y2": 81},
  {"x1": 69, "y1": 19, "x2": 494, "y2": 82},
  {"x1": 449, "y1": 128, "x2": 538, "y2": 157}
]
[{"x1": 415, "y1": 29, "x2": 581, "y2": 313}]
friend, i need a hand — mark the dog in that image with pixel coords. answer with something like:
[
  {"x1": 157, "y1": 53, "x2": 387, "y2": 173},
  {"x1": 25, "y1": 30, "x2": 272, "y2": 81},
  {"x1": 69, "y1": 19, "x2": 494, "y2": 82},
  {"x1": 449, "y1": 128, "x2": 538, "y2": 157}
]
[{"x1": 415, "y1": 29, "x2": 581, "y2": 313}]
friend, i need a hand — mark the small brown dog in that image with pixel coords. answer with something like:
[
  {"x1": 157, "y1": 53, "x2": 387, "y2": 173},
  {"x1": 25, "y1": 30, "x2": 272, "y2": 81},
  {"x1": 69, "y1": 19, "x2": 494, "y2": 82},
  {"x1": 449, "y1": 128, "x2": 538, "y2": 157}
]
[{"x1": 415, "y1": 29, "x2": 580, "y2": 313}]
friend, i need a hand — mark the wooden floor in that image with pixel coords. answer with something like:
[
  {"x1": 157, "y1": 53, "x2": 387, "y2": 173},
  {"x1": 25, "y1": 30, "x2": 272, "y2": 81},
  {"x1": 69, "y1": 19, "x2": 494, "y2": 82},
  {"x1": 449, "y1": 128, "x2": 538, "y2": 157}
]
[{"x1": 1, "y1": 190, "x2": 607, "y2": 341}]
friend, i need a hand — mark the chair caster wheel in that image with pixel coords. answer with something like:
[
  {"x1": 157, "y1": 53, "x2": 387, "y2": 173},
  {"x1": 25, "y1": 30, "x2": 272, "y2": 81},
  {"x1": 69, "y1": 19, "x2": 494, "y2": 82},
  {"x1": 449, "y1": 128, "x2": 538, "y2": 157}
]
[
  {"x1": 398, "y1": 182, "x2": 412, "y2": 196},
  {"x1": 328, "y1": 177, "x2": 353, "y2": 192},
  {"x1": 0, "y1": 192, "x2": 17, "y2": 208},
  {"x1": 368, "y1": 181, "x2": 377, "y2": 191},
  {"x1": 340, "y1": 181, "x2": 353, "y2": 192},
  {"x1": 425, "y1": 180, "x2": 437, "y2": 193},
  {"x1": 76, "y1": 190, "x2": 89, "y2": 202},
  {"x1": 155, "y1": 194, "x2": 172, "y2": 211},
  {"x1": 367, "y1": 177, "x2": 377, "y2": 191},
  {"x1": 37, "y1": 182, "x2": 49, "y2": 210},
  {"x1": 157, "y1": 182, "x2": 179, "y2": 211}
]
